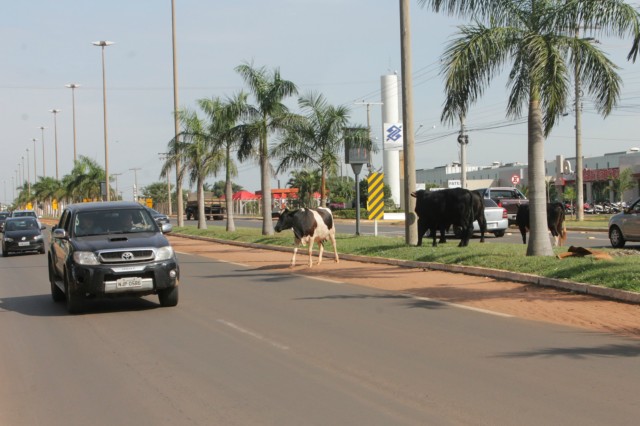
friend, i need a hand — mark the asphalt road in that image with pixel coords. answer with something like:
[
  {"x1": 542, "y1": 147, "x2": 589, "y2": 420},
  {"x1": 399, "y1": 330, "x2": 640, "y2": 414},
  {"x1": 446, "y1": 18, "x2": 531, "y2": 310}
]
[
  {"x1": 190, "y1": 217, "x2": 614, "y2": 249},
  {"x1": 1, "y1": 241, "x2": 639, "y2": 425}
]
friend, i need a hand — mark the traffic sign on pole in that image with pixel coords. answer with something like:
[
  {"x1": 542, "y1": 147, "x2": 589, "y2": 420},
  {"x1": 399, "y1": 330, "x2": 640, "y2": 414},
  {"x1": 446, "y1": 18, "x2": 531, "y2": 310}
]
[{"x1": 511, "y1": 174, "x2": 520, "y2": 186}]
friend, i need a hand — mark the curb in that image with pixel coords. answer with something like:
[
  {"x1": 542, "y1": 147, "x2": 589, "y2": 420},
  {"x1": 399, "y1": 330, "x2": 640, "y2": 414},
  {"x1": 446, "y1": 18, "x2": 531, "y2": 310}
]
[{"x1": 171, "y1": 232, "x2": 640, "y2": 306}]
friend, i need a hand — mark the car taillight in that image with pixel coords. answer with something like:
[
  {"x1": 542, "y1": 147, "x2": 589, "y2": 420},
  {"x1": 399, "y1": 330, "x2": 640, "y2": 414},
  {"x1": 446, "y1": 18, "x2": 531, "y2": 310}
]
[
  {"x1": 497, "y1": 201, "x2": 503, "y2": 207},
  {"x1": 502, "y1": 208, "x2": 508, "y2": 219}
]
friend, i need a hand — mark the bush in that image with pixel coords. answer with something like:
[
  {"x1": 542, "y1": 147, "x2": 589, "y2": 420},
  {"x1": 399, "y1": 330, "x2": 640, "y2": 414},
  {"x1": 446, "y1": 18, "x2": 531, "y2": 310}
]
[{"x1": 332, "y1": 208, "x2": 368, "y2": 219}]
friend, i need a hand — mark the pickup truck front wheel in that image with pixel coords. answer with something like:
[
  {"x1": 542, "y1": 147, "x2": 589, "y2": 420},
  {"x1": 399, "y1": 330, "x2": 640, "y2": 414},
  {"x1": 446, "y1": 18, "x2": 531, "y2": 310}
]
[
  {"x1": 158, "y1": 286, "x2": 179, "y2": 307},
  {"x1": 64, "y1": 269, "x2": 83, "y2": 314},
  {"x1": 49, "y1": 257, "x2": 64, "y2": 302}
]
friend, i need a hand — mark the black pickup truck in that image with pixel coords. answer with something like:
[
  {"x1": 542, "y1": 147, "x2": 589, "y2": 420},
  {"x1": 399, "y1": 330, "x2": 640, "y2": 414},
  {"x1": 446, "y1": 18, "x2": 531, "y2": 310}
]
[{"x1": 476, "y1": 187, "x2": 528, "y2": 225}]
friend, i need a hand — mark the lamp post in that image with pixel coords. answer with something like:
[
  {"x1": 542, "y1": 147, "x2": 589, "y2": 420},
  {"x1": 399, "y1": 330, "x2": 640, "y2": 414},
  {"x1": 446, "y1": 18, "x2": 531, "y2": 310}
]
[
  {"x1": 26, "y1": 149, "x2": 31, "y2": 198},
  {"x1": 49, "y1": 109, "x2": 61, "y2": 179},
  {"x1": 65, "y1": 83, "x2": 80, "y2": 163},
  {"x1": 111, "y1": 173, "x2": 122, "y2": 201},
  {"x1": 38, "y1": 126, "x2": 46, "y2": 177},
  {"x1": 129, "y1": 167, "x2": 141, "y2": 202},
  {"x1": 20, "y1": 157, "x2": 25, "y2": 189},
  {"x1": 159, "y1": 153, "x2": 172, "y2": 215},
  {"x1": 31, "y1": 138, "x2": 37, "y2": 182},
  {"x1": 93, "y1": 40, "x2": 114, "y2": 201},
  {"x1": 11, "y1": 176, "x2": 14, "y2": 201}
]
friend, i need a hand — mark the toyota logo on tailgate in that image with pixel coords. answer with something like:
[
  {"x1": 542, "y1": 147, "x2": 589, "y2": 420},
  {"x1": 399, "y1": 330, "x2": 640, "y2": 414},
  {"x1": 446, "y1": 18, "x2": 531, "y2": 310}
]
[{"x1": 121, "y1": 252, "x2": 134, "y2": 260}]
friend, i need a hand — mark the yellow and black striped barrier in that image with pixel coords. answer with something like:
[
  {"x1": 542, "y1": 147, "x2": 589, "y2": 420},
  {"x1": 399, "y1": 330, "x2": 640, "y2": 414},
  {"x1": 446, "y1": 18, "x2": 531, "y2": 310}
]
[{"x1": 367, "y1": 172, "x2": 384, "y2": 220}]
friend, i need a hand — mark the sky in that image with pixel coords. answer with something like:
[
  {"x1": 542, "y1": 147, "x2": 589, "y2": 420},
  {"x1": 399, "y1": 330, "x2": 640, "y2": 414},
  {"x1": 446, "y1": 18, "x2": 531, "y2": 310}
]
[{"x1": 2, "y1": 1, "x2": 640, "y2": 206}]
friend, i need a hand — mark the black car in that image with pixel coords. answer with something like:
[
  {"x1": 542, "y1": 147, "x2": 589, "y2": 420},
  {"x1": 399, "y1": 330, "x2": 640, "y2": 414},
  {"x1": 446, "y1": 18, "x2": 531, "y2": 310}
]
[
  {"x1": 2, "y1": 217, "x2": 46, "y2": 256},
  {"x1": 145, "y1": 207, "x2": 171, "y2": 226},
  {"x1": 48, "y1": 201, "x2": 180, "y2": 314},
  {"x1": 0, "y1": 211, "x2": 10, "y2": 232}
]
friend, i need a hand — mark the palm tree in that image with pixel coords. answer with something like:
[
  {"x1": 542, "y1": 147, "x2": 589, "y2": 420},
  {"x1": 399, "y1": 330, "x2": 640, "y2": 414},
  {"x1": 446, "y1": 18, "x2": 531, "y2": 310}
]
[
  {"x1": 199, "y1": 93, "x2": 248, "y2": 232},
  {"x1": 272, "y1": 92, "x2": 356, "y2": 207},
  {"x1": 31, "y1": 176, "x2": 62, "y2": 216},
  {"x1": 608, "y1": 168, "x2": 637, "y2": 203},
  {"x1": 287, "y1": 169, "x2": 321, "y2": 207},
  {"x1": 62, "y1": 156, "x2": 105, "y2": 202},
  {"x1": 173, "y1": 108, "x2": 226, "y2": 229},
  {"x1": 235, "y1": 61, "x2": 298, "y2": 235},
  {"x1": 419, "y1": 0, "x2": 640, "y2": 256}
]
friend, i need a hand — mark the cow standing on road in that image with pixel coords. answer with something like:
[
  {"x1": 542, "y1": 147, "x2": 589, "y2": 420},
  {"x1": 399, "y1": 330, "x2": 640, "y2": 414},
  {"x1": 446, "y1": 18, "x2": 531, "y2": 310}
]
[
  {"x1": 274, "y1": 207, "x2": 339, "y2": 268},
  {"x1": 516, "y1": 202, "x2": 567, "y2": 246}
]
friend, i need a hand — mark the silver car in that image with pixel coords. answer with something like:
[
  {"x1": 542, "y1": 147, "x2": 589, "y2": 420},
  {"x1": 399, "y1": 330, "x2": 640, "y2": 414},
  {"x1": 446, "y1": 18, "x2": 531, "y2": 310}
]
[
  {"x1": 452, "y1": 198, "x2": 509, "y2": 238},
  {"x1": 608, "y1": 198, "x2": 640, "y2": 248}
]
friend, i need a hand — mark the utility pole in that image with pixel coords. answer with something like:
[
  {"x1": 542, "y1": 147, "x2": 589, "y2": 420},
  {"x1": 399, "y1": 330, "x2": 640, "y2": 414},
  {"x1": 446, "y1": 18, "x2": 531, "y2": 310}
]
[
  {"x1": 458, "y1": 115, "x2": 469, "y2": 189},
  {"x1": 354, "y1": 102, "x2": 383, "y2": 145},
  {"x1": 399, "y1": 0, "x2": 417, "y2": 245},
  {"x1": 159, "y1": 153, "x2": 173, "y2": 216}
]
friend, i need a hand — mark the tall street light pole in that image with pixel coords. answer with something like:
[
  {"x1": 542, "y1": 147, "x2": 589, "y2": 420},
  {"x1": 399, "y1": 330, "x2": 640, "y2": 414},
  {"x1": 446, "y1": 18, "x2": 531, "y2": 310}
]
[
  {"x1": 25, "y1": 149, "x2": 31, "y2": 198},
  {"x1": 111, "y1": 173, "x2": 122, "y2": 201},
  {"x1": 129, "y1": 167, "x2": 141, "y2": 202},
  {"x1": 38, "y1": 126, "x2": 46, "y2": 177},
  {"x1": 31, "y1": 138, "x2": 37, "y2": 182},
  {"x1": 93, "y1": 40, "x2": 114, "y2": 201},
  {"x1": 159, "y1": 153, "x2": 172, "y2": 215},
  {"x1": 65, "y1": 83, "x2": 80, "y2": 163},
  {"x1": 49, "y1": 109, "x2": 61, "y2": 179},
  {"x1": 171, "y1": 0, "x2": 184, "y2": 226}
]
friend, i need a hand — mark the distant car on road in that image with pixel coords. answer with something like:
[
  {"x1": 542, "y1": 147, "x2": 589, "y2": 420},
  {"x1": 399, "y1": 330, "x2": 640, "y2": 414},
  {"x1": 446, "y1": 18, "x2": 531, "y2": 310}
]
[
  {"x1": 0, "y1": 211, "x2": 9, "y2": 232},
  {"x1": 2, "y1": 216, "x2": 46, "y2": 256},
  {"x1": 608, "y1": 197, "x2": 640, "y2": 248},
  {"x1": 145, "y1": 207, "x2": 171, "y2": 227},
  {"x1": 48, "y1": 201, "x2": 180, "y2": 314},
  {"x1": 10, "y1": 209, "x2": 44, "y2": 230}
]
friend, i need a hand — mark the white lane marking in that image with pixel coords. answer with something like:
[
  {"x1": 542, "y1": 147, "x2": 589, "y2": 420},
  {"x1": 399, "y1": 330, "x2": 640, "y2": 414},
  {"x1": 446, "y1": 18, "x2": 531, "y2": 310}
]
[
  {"x1": 222, "y1": 260, "x2": 251, "y2": 267},
  {"x1": 217, "y1": 319, "x2": 290, "y2": 351},
  {"x1": 292, "y1": 273, "x2": 344, "y2": 284},
  {"x1": 406, "y1": 295, "x2": 513, "y2": 318}
]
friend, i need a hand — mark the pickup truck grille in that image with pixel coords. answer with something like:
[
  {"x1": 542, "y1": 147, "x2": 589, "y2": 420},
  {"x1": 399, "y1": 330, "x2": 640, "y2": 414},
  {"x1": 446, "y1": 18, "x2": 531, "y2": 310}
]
[{"x1": 98, "y1": 249, "x2": 156, "y2": 263}]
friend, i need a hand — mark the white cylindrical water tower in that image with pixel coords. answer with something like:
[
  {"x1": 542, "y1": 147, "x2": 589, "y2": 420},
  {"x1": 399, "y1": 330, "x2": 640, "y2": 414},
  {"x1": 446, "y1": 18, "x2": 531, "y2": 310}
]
[{"x1": 381, "y1": 74, "x2": 401, "y2": 207}]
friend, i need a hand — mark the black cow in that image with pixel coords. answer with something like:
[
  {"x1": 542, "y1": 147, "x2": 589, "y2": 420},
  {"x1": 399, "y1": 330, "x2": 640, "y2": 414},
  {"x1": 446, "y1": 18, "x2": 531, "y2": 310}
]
[
  {"x1": 412, "y1": 188, "x2": 477, "y2": 247},
  {"x1": 516, "y1": 202, "x2": 567, "y2": 246},
  {"x1": 411, "y1": 189, "x2": 447, "y2": 247},
  {"x1": 274, "y1": 207, "x2": 339, "y2": 267},
  {"x1": 471, "y1": 190, "x2": 487, "y2": 243}
]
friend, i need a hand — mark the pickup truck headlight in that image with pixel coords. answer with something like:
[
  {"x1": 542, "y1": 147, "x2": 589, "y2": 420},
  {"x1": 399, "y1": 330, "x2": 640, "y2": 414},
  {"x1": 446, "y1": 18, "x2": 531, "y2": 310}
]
[
  {"x1": 73, "y1": 251, "x2": 100, "y2": 265},
  {"x1": 156, "y1": 246, "x2": 174, "y2": 261}
]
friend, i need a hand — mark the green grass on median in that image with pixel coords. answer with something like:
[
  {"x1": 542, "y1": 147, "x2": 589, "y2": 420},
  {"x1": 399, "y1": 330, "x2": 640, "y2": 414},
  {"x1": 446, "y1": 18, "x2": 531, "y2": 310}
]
[{"x1": 172, "y1": 225, "x2": 640, "y2": 293}]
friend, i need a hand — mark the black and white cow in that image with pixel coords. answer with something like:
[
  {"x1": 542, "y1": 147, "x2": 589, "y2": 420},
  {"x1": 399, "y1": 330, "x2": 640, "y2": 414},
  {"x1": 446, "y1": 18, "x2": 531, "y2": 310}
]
[
  {"x1": 274, "y1": 207, "x2": 339, "y2": 268},
  {"x1": 515, "y1": 202, "x2": 567, "y2": 246}
]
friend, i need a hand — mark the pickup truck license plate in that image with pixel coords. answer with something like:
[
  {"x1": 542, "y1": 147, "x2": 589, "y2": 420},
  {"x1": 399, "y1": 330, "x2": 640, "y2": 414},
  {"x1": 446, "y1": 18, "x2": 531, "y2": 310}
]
[
  {"x1": 18, "y1": 242, "x2": 30, "y2": 247},
  {"x1": 116, "y1": 277, "x2": 143, "y2": 288}
]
